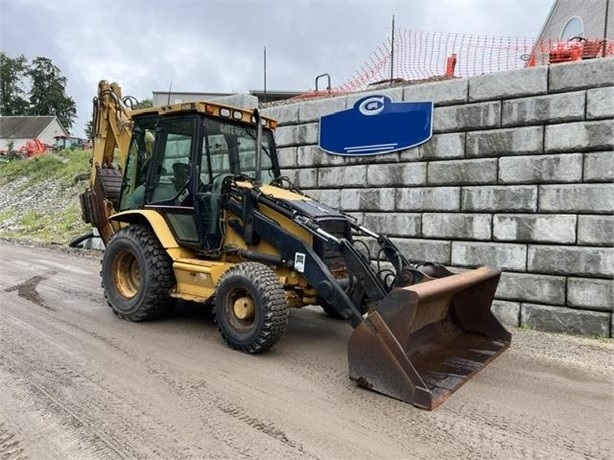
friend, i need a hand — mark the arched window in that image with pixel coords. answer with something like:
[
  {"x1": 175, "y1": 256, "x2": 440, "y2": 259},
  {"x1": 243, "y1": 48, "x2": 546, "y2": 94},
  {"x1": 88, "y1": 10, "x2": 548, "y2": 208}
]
[{"x1": 561, "y1": 16, "x2": 584, "y2": 40}]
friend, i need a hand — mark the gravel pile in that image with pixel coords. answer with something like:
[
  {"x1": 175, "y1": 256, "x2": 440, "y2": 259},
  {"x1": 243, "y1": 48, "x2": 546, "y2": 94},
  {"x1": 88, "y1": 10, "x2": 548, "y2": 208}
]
[{"x1": 0, "y1": 175, "x2": 89, "y2": 244}]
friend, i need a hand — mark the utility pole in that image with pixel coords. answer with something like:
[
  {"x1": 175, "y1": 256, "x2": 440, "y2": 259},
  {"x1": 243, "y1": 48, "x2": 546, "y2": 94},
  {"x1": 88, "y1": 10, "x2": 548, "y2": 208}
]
[
  {"x1": 263, "y1": 46, "x2": 267, "y2": 103},
  {"x1": 390, "y1": 15, "x2": 395, "y2": 84},
  {"x1": 604, "y1": 0, "x2": 610, "y2": 57}
]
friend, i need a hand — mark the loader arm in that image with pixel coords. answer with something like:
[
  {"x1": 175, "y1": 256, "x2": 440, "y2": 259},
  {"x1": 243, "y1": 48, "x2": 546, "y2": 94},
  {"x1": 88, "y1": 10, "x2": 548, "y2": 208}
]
[
  {"x1": 80, "y1": 81, "x2": 134, "y2": 243},
  {"x1": 224, "y1": 178, "x2": 511, "y2": 410}
]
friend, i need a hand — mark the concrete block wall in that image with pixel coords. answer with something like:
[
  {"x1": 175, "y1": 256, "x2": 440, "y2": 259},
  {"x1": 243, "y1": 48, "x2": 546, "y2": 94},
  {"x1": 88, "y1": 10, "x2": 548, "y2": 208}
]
[{"x1": 262, "y1": 58, "x2": 614, "y2": 338}]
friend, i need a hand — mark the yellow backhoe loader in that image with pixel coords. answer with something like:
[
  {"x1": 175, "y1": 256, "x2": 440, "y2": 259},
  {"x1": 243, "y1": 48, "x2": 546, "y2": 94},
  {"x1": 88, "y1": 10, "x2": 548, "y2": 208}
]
[{"x1": 80, "y1": 80, "x2": 511, "y2": 410}]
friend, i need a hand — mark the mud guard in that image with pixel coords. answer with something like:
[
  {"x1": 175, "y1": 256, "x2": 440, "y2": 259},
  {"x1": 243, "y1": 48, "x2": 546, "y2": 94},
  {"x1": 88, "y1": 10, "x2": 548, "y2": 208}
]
[{"x1": 347, "y1": 266, "x2": 511, "y2": 410}]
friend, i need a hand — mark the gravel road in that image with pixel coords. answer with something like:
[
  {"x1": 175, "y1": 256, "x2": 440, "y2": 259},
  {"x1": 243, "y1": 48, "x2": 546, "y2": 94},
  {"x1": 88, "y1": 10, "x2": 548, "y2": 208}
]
[{"x1": 0, "y1": 242, "x2": 612, "y2": 460}]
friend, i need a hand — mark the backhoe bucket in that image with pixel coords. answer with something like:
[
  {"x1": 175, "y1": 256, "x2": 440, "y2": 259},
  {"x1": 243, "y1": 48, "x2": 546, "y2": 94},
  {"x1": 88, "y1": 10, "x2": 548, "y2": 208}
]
[{"x1": 348, "y1": 266, "x2": 511, "y2": 410}]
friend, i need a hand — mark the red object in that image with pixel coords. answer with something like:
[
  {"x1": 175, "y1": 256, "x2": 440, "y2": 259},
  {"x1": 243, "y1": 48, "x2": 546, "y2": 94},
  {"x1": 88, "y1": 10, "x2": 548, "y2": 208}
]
[
  {"x1": 549, "y1": 37, "x2": 604, "y2": 64},
  {"x1": 19, "y1": 138, "x2": 50, "y2": 158},
  {"x1": 445, "y1": 53, "x2": 457, "y2": 77}
]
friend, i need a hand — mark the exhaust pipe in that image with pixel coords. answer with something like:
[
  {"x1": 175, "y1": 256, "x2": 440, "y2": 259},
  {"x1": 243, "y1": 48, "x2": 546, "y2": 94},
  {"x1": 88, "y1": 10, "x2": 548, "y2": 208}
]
[{"x1": 253, "y1": 108, "x2": 262, "y2": 186}]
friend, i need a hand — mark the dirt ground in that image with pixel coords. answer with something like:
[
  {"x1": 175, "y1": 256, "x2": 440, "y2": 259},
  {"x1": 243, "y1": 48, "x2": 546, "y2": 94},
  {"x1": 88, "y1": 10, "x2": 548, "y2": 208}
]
[{"x1": 0, "y1": 241, "x2": 612, "y2": 460}]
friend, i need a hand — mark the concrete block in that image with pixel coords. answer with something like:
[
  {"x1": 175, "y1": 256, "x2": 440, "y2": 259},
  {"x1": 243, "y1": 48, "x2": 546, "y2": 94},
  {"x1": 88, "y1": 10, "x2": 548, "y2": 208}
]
[
  {"x1": 577, "y1": 215, "x2": 613, "y2": 246},
  {"x1": 283, "y1": 168, "x2": 318, "y2": 189},
  {"x1": 422, "y1": 213, "x2": 491, "y2": 240},
  {"x1": 397, "y1": 146, "x2": 422, "y2": 163},
  {"x1": 396, "y1": 187, "x2": 460, "y2": 211},
  {"x1": 419, "y1": 132, "x2": 465, "y2": 160},
  {"x1": 587, "y1": 86, "x2": 614, "y2": 119},
  {"x1": 403, "y1": 78, "x2": 468, "y2": 105},
  {"x1": 502, "y1": 91, "x2": 585, "y2": 126},
  {"x1": 428, "y1": 158, "x2": 498, "y2": 185},
  {"x1": 210, "y1": 93, "x2": 258, "y2": 109},
  {"x1": 298, "y1": 96, "x2": 347, "y2": 123},
  {"x1": 539, "y1": 184, "x2": 614, "y2": 214},
  {"x1": 343, "y1": 150, "x2": 401, "y2": 165},
  {"x1": 494, "y1": 214, "x2": 576, "y2": 244},
  {"x1": 367, "y1": 163, "x2": 427, "y2": 187},
  {"x1": 491, "y1": 300, "x2": 520, "y2": 327},
  {"x1": 275, "y1": 122, "x2": 319, "y2": 147},
  {"x1": 521, "y1": 303, "x2": 610, "y2": 337},
  {"x1": 391, "y1": 238, "x2": 451, "y2": 264},
  {"x1": 297, "y1": 146, "x2": 345, "y2": 167},
  {"x1": 545, "y1": 120, "x2": 613, "y2": 153},
  {"x1": 549, "y1": 58, "x2": 614, "y2": 92},
  {"x1": 462, "y1": 186, "x2": 537, "y2": 212},
  {"x1": 497, "y1": 272, "x2": 566, "y2": 304},
  {"x1": 340, "y1": 188, "x2": 395, "y2": 212},
  {"x1": 345, "y1": 87, "x2": 404, "y2": 107},
  {"x1": 318, "y1": 165, "x2": 367, "y2": 187},
  {"x1": 528, "y1": 245, "x2": 613, "y2": 277},
  {"x1": 277, "y1": 147, "x2": 297, "y2": 168},
  {"x1": 469, "y1": 66, "x2": 547, "y2": 101},
  {"x1": 466, "y1": 126, "x2": 543, "y2": 158},
  {"x1": 363, "y1": 213, "x2": 421, "y2": 237},
  {"x1": 260, "y1": 102, "x2": 299, "y2": 124},
  {"x1": 584, "y1": 152, "x2": 614, "y2": 182},
  {"x1": 499, "y1": 154, "x2": 583, "y2": 184},
  {"x1": 568, "y1": 278, "x2": 613, "y2": 312},
  {"x1": 298, "y1": 95, "x2": 347, "y2": 123},
  {"x1": 434, "y1": 101, "x2": 500, "y2": 133},
  {"x1": 302, "y1": 189, "x2": 340, "y2": 209},
  {"x1": 451, "y1": 241, "x2": 526, "y2": 271}
]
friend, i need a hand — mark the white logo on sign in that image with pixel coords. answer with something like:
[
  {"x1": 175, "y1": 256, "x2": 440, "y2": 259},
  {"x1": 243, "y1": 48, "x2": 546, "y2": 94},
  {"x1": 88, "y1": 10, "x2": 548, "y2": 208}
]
[{"x1": 358, "y1": 96, "x2": 386, "y2": 116}]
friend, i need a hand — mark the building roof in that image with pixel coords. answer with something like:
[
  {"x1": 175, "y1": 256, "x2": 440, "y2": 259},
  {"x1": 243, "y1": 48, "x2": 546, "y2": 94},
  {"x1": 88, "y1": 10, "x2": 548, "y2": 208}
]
[{"x1": 0, "y1": 116, "x2": 67, "y2": 139}]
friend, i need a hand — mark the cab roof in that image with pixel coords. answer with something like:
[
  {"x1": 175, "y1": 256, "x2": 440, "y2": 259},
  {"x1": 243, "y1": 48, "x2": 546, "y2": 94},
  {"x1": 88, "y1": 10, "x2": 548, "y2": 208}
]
[{"x1": 129, "y1": 100, "x2": 277, "y2": 129}]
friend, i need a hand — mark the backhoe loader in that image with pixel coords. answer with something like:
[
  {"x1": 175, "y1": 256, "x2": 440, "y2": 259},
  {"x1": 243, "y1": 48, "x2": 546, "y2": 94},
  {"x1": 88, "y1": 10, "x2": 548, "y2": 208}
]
[{"x1": 80, "y1": 80, "x2": 511, "y2": 410}]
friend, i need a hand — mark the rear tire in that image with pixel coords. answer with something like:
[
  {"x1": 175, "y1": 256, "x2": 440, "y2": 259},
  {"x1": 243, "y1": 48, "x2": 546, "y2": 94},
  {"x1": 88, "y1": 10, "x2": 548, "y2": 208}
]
[
  {"x1": 214, "y1": 262, "x2": 289, "y2": 353},
  {"x1": 101, "y1": 225, "x2": 175, "y2": 321}
]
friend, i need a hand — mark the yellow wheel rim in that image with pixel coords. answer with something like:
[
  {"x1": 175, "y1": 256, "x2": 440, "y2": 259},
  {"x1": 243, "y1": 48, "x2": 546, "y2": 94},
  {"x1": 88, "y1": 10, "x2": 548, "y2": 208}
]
[
  {"x1": 233, "y1": 296, "x2": 255, "y2": 321},
  {"x1": 113, "y1": 249, "x2": 141, "y2": 299}
]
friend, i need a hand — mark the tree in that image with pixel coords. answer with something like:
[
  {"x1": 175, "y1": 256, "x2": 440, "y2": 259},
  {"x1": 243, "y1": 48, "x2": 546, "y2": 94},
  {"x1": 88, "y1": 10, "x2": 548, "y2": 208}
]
[
  {"x1": 134, "y1": 98, "x2": 153, "y2": 109},
  {"x1": 27, "y1": 56, "x2": 76, "y2": 131},
  {"x1": 0, "y1": 52, "x2": 29, "y2": 115},
  {"x1": 84, "y1": 119, "x2": 94, "y2": 140}
]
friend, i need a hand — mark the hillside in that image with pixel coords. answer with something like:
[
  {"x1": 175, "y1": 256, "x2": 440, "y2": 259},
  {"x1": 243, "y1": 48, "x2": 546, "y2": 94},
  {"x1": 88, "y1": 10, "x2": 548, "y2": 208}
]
[{"x1": 0, "y1": 150, "x2": 93, "y2": 245}]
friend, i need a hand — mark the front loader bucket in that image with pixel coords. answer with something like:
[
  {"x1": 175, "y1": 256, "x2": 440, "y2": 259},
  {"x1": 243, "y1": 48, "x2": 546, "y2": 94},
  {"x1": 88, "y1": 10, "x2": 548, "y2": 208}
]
[{"x1": 348, "y1": 266, "x2": 511, "y2": 410}]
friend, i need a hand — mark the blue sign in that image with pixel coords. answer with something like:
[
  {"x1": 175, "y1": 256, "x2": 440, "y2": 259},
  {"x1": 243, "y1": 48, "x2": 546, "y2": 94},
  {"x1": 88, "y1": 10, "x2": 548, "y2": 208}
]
[{"x1": 319, "y1": 96, "x2": 433, "y2": 156}]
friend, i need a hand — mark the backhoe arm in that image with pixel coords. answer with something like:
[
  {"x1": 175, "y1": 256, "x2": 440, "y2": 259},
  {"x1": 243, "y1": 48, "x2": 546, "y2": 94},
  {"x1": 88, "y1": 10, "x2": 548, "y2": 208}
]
[{"x1": 81, "y1": 81, "x2": 134, "y2": 244}]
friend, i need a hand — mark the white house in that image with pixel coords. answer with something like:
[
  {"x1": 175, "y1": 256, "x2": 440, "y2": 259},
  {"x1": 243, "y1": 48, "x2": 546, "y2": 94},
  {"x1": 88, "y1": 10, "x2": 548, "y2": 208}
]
[{"x1": 0, "y1": 116, "x2": 69, "y2": 152}]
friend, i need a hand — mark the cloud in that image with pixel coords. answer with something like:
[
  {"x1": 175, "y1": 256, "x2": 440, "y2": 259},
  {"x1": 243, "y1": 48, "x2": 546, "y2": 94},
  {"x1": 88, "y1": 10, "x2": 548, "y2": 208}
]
[{"x1": 1, "y1": 0, "x2": 553, "y2": 136}]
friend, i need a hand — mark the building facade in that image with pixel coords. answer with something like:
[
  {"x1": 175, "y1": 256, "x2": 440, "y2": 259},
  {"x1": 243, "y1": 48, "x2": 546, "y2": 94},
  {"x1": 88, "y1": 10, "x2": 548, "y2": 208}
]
[{"x1": 537, "y1": 0, "x2": 612, "y2": 41}]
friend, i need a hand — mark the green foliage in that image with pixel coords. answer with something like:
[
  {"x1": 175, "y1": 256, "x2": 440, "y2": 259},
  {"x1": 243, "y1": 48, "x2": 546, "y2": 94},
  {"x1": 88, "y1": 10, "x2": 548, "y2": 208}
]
[
  {"x1": 14, "y1": 204, "x2": 88, "y2": 243},
  {"x1": 84, "y1": 119, "x2": 94, "y2": 140},
  {"x1": 134, "y1": 98, "x2": 153, "y2": 109},
  {"x1": 27, "y1": 56, "x2": 77, "y2": 131},
  {"x1": 0, "y1": 52, "x2": 29, "y2": 115},
  {"x1": 5, "y1": 138, "x2": 21, "y2": 161},
  {"x1": 0, "y1": 149, "x2": 92, "y2": 189},
  {"x1": 0, "y1": 53, "x2": 77, "y2": 131}
]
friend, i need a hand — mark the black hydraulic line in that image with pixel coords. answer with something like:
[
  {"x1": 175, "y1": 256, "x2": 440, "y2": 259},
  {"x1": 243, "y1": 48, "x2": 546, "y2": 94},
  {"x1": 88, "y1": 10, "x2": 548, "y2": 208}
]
[{"x1": 69, "y1": 231, "x2": 95, "y2": 248}]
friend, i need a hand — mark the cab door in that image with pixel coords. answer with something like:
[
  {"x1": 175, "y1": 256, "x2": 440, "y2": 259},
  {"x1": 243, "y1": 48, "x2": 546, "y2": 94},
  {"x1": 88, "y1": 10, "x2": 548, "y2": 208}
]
[{"x1": 145, "y1": 116, "x2": 200, "y2": 246}]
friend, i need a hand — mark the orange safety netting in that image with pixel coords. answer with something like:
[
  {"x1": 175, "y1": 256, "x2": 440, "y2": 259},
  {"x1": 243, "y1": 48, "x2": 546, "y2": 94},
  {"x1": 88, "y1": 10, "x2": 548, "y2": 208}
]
[{"x1": 293, "y1": 29, "x2": 614, "y2": 101}]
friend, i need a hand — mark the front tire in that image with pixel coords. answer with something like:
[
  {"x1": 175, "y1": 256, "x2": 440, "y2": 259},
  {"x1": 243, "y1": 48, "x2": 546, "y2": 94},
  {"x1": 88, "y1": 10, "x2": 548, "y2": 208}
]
[
  {"x1": 101, "y1": 225, "x2": 175, "y2": 321},
  {"x1": 214, "y1": 262, "x2": 289, "y2": 353}
]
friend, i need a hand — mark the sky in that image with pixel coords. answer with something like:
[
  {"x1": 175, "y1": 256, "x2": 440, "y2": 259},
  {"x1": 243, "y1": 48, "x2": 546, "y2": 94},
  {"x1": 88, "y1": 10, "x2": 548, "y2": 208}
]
[{"x1": 0, "y1": 0, "x2": 554, "y2": 137}]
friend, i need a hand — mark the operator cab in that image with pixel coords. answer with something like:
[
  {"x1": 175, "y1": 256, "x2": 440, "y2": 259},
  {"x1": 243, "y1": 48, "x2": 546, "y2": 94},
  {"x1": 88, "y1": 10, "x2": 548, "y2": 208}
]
[{"x1": 118, "y1": 110, "x2": 280, "y2": 251}]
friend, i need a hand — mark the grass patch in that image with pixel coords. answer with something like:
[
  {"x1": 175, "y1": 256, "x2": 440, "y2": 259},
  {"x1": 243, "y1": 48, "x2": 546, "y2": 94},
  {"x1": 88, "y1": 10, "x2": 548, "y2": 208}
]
[
  {"x1": 0, "y1": 209, "x2": 15, "y2": 223},
  {"x1": 0, "y1": 150, "x2": 92, "y2": 190},
  {"x1": 6, "y1": 204, "x2": 90, "y2": 244}
]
